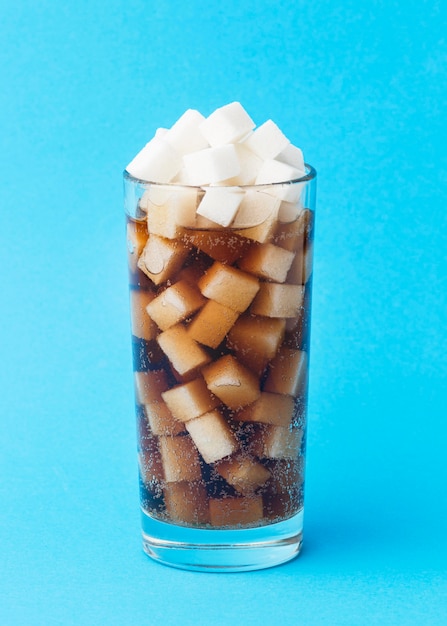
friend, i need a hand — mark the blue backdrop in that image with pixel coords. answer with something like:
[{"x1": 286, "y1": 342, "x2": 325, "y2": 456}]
[{"x1": 1, "y1": 1, "x2": 446, "y2": 624}]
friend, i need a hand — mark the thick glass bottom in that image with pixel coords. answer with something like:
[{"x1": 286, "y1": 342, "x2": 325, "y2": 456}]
[{"x1": 141, "y1": 508, "x2": 304, "y2": 572}]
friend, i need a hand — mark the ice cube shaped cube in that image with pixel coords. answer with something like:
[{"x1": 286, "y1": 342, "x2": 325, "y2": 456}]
[
  {"x1": 196, "y1": 186, "x2": 244, "y2": 227},
  {"x1": 164, "y1": 109, "x2": 209, "y2": 156},
  {"x1": 161, "y1": 377, "x2": 220, "y2": 423},
  {"x1": 187, "y1": 300, "x2": 239, "y2": 348},
  {"x1": 243, "y1": 119, "x2": 290, "y2": 160},
  {"x1": 238, "y1": 242, "x2": 295, "y2": 283},
  {"x1": 126, "y1": 137, "x2": 182, "y2": 183},
  {"x1": 158, "y1": 434, "x2": 202, "y2": 482},
  {"x1": 250, "y1": 425, "x2": 303, "y2": 459},
  {"x1": 202, "y1": 354, "x2": 260, "y2": 409},
  {"x1": 226, "y1": 315, "x2": 285, "y2": 376},
  {"x1": 137, "y1": 234, "x2": 189, "y2": 285},
  {"x1": 250, "y1": 283, "x2": 304, "y2": 318},
  {"x1": 234, "y1": 392, "x2": 295, "y2": 427},
  {"x1": 134, "y1": 369, "x2": 169, "y2": 405},
  {"x1": 198, "y1": 261, "x2": 260, "y2": 312},
  {"x1": 199, "y1": 102, "x2": 255, "y2": 147},
  {"x1": 185, "y1": 409, "x2": 238, "y2": 464},
  {"x1": 183, "y1": 144, "x2": 241, "y2": 185},
  {"x1": 264, "y1": 348, "x2": 308, "y2": 397},
  {"x1": 163, "y1": 481, "x2": 210, "y2": 525},
  {"x1": 129, "y1": 289, "x2": 158, "y2": 341},
  {"x1": 157, "y1": 324, "x2": 211, "y2": 377},
  {"x1": 215, "y1": 453, "x2": 270, "y2": 495},
  {"x1": 143, "y1": 401, "x2": 186, "y2": 436},
  {"x1": 146, "y1": 279, "x2": 206, "y2": 331}
]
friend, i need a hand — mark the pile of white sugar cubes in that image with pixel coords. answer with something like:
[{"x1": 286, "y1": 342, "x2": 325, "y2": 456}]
[{"x1": 126, "y1": 102, "x2": 307, "y2": 228}]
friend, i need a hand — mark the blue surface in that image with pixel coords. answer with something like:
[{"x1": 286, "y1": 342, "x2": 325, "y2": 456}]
[{"x1": 1, "y1": 1, "x2": 446, "y2": 624}]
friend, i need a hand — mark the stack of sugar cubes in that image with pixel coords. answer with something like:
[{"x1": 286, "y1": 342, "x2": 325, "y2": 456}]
[
  {"x1": 126, "y1": 102, "x2": 314, "y2": 529},
  {"x1": 126, "y1": 101, "x2": 307, "y2": 229}
]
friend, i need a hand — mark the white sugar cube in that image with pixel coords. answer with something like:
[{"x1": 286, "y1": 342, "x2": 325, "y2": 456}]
[
  {"x1": 196, "y1": 186, "x2": 244, "y2": 227},
  {"x1": 199, "y1": 102, "x2": 255, "y2": 147},
  {"x1": 183, "y1": 145, "x2": 241, "y2": 186},
  {"x1": 255, "y1": 159, "x2": 304, "y2": 203},
  {"x1": 243, "y1": 120, "x2": 290, "y2": 160},
  {"x1": 276, "y1": 143, "x2": 305, "y2": 172},
  {"x1": 222, "y1": 144, "x2": 263, "y2": 186},
  {"x1": 126, "y1": 137, "x2": 182, "y2": 183},
  {"x1": 164, "y1": 109, "x2": 209, "y2": 156}
]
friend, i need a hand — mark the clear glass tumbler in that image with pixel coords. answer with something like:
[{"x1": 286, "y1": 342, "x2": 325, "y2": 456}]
[{"x1": 123, "y1": 166, "x2": 316, "y2": 571}]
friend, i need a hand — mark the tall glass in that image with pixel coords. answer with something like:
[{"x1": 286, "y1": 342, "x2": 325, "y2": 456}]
[{"x1": 123, "y1": 167, "x2": 316, "y2": 571}]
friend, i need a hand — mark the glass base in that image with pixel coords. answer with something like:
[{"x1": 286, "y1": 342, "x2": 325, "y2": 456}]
[{"x1": 141, "y1": 508, "x2": 304, "y2": 572}]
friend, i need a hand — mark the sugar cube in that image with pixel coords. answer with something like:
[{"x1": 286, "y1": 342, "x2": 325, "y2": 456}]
[
  {"x1": 164, "y1": 109, "x2": 209, "y2": 155},
  {"x1": 163, "y1": 481, "x2": 210, "y2": 525},
  {"x1": 199, "y1": 102, "x2": 255, "y2": 147},
  {"x1": 156, "y1": 324, "x2": 211, "y2": 377},
  {"x1": 185, "y1": 409, "x2": 238, "y2": 464},
  {"x1": 198, "y1": 261, "x2": 260, "y2": 312},
  {"x1": 187, "y1": 300, "x2": 239, "y2": 348},
  {"x1": 243, "y1": 119, "x2": 290, "y2": 160},
  {"x1": 196, "y1": 186, "x2": 244, "y2": 227},
  {"x1": 234, "y1": 392, "x2": 295, "y2": 427},
  {"x1": 137, "y1": 234, "x2": 189, "y2": 285},
  {"x1": 215, "y1": 453, "x2": 270, "y2": 495},
  {"x1": 237, "y1": 242, "x2": 295, "y2": 283},
  {"x1": 126, "y1": 137, "x2": 182, "y2": 183},
  {"x1": 161, "y1": 377, "x2": 220, "y2": 423},
  {"x1": 250, "y1": 283, "x2": 304, "y2": 318},
  {"x1": 183, "y1": 144, "x2": 241, "y2": 185},
  {"x1": 145, "y1": 279, "x2": 206, "y2": 330},
  {"x1": 202, "y1": 354, "x2": 261, "y2": 409},
  {"x1": 264, "y1": 348, "x2": 308, "y2": 396},
  {"x1": 158, "y1": 435, "x2": 202, "y2": 482}
]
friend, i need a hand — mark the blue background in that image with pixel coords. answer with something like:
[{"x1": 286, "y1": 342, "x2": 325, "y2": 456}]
[{"x1": 1, "y1": 1, "x2": 446, "y2": 624}]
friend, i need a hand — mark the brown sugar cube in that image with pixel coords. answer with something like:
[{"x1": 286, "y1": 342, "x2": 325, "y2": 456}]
[
  {"x1": 163, "y1": 481, "x2": 210, "y2": 525},
  {"x1": 156, "y1": 325, "x2": 211, "y2": 377},
  {"x1": 198, "y1": 261, "x2": 260, "y2": 312},
  {"x1": 182, "y1": 229, "x2": 250, "y2": 264},
  {"x1": 187, "y1": 300, "x2": 239, "y2": 348},
  {"x1": 161, "y1": 378, "x2": 220, "y2": 423},
  {"x1": 146, "y1": 187, "x2": 199, "y2": 239},
  {"x1": 202, "y1": 355, "x2": 261, "y2": 410},
  {"x1": 158, "y1": 435, "x2": 202, "y2": 482},
  {"x1": 215, "y1": 453, "x2": 270, "y2": 495},
  {"x1": 209, "y1": 494, "x2": 264, "y2": 527},
  {"x1": 227, "y1": 315, "x2": 286, "y2": 376},
  {"x1": 129, "y1": 289, "x2": 158, "y2": 340},
  {"x1": 250, "y1": 425, "x2": 303, "y2": 460},
  {"x1": 146, "y1": 280, "x2": 206, "y2": 331},
  {"x1": 127, "y1": 219, "x2": 148, "y2": 273},
  {"x1": 250, "y1": 282, "x2": 304, "y2": 318},
  {"x1": 185, "y1": 409, "x2": 238, "y2": 464},
  {"x1": 143, "y1": 401, "x2": 186, "y2": 436},
  {"x1": 134, "y1": 370, "x2": 169, "y2": 405},
  {"x1": 234, "y1": 392, "x2": 295, "y2": 427},
  {"x1": 137, "y1": 234, "x2": 189, "y2": 286},
  {"x1": 237, "y1": 243, "x2": 295, "y2": 284},
  {"x1": 264, "y1": 348, "x2": 308, "y2": 396}
]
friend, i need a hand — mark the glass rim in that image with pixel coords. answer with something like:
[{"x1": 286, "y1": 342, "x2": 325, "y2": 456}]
[{"x1": 123, "y1": 163, "x2": 317, "y2": 189}]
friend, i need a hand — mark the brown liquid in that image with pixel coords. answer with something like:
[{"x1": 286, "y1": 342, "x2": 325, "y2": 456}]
[{"x1": 127, "y1": 203, "x2": 313, "y2": 529}]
